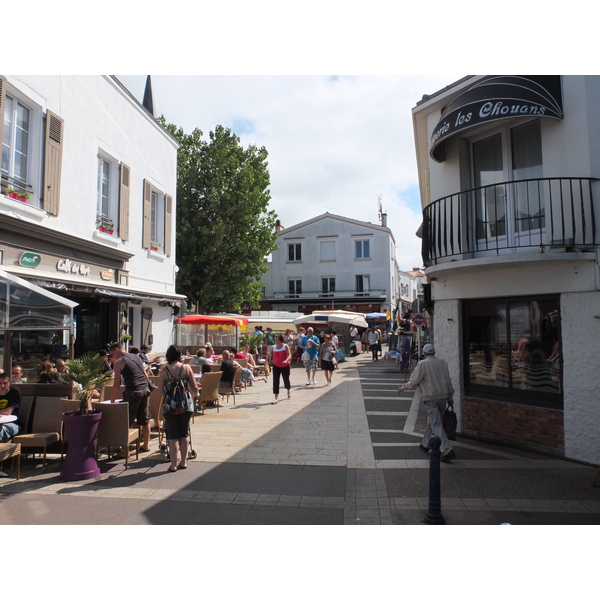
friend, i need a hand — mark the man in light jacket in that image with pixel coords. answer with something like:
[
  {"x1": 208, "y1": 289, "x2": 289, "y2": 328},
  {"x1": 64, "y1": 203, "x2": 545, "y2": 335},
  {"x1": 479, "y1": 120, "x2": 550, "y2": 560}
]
[{"x1": 397, "y1": 343, "x2": 456, "y2": 462}]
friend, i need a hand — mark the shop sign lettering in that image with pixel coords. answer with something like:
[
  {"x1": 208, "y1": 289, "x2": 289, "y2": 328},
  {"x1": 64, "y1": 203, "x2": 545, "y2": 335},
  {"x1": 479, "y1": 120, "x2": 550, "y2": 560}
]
[{"x1": 57, "y1": 258, "x2": 91, "y2": 277}]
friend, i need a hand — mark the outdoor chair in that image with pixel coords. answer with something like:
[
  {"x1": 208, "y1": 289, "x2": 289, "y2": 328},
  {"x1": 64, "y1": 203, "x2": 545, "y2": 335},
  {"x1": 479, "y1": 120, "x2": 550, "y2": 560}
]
[
  {"x1": 198, "y1": 371, "x2": 222, "y2": 414},
  {"x1": 219, "y1": 369, "x2": 241, "y2": 406},
  {"x1": 12, "y1": 396, "x2": 63, "y2": 471},
  {"x1": 0, "y1": 442, "x2": 21, "y2": 480},
  {"x1": 92, "y1": 401, "x2": 140, "y2": 468},
  {"x1": 100, "y1": 384, "x2": 125, "y2": 401}
]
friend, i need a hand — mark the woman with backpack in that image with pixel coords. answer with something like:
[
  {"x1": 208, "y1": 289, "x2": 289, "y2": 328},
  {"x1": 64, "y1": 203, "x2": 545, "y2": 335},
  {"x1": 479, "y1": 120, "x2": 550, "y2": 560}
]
[{"x1": 157, "y1": 345, "x2": 199, "y2": 472}]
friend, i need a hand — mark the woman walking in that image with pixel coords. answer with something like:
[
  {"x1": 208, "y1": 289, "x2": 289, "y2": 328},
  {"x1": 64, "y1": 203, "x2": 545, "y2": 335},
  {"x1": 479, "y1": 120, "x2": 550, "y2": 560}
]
[
  {"x1": 268, "y1": 335, "x2": 292, "y2": 404},
  {"x1": 319, "y1": 334, "x2": 338, "y2": 386},
  {"x1": 158, "y1": 345, "x2": 198, "y2": 472}
]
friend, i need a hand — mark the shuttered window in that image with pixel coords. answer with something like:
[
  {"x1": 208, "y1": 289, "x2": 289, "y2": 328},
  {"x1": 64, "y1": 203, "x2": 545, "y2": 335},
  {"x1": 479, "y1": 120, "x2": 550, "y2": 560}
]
[
  {"x1": 43, "y1": 110, "x2": 64, "y2": 215},
  {"x1": 119, "y1": 163, "x2": 130, "y2": 241}
]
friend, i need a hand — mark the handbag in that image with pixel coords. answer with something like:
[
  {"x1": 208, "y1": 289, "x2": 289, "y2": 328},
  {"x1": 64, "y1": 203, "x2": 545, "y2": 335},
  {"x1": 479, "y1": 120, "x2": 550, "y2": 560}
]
[{"x1": 442, "y1": 405, "x2": 457, "y2": 441}]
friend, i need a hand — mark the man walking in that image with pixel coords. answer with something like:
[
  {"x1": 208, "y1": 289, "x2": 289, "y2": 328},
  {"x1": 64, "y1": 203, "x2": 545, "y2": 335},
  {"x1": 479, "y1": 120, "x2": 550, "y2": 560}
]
[
  {"x1": 397, "y1": 343, "x2": 456, "y2": 462},
  {"x1": 110, "y1": 342, "x2": 152, "y2": 453},
  {"x1": 302, "y1": 327, "x2": 321, "y2": 385}
]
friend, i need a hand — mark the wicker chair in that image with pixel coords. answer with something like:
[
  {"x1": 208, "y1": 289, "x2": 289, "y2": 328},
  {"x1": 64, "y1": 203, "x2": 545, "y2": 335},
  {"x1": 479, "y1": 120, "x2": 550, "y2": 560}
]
[
  {"x1": 219, "y1": 369, "x2": 241, "y2": 406},
  {"x1": 197, "y1": 371, "x2": 222, "y2": 414},
  {"x1": 92, "y1": 401, "x2": 140, "y2": 468},
  {"x1": 12, "y1": 396, "x2": 63, "y2": 471},
  {"x1": 0, "y1": 442, "x2": 21, "y2": 479}
]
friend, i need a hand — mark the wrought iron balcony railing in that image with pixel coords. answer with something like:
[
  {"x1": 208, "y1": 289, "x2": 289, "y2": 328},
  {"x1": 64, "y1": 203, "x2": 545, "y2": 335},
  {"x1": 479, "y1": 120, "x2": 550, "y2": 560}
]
[
  {"x1": 269, "y1": 288, "x2": 387, "y2": 301},
  {"x1": 422, "y1": 177, "x2": 599, "y2": 266}
]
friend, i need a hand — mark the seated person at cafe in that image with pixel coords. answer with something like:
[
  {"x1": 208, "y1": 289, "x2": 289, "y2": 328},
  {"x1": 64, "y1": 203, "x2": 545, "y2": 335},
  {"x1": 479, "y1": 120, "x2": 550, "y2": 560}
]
[
  {"x1": 138, "y1": 345, "x2": 151, "y2": 366},
  {"x1": 205, "y1": 346, "x2": 217, "y2": 363},
  {"x1": 11, "y1": 364, "x2": 26, "y2": 384},
  {"x1": 37, "y1": 361, "x2": 58, "y2": 383},
  {"x1": 219, "y1": 350, "x2": 239, "y2": 388},
  {"x1": 191, "y1": 348, "x2": 209, "y2": 366},
  {"x1": 54, "y1": 358, "x2": 71, "y2": 384},
  {"x1": 230, "y1": 347, "x2": 247, "y2": 360},
  {"x1": 98, "y1": 349, "x2": 114, "y2": 374},
  {"x1": 0, "y1": 372, "x2": 21, "y2": 443}
]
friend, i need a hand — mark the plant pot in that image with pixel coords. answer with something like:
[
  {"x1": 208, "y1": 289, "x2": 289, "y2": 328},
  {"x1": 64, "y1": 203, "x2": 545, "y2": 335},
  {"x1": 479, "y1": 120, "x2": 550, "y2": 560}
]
[
  {"x1": 98, "y1": 226, "x2": 106, "y2": 232},
  {"x1": 8, "y1": 192, "x2": 19, "y2": 199},
  {"x1": 60, "y1": 410, "x2": 103, "y2": 481},
  {"x1": 18, "y1": 197, "x2": 27, "y2": 202}
]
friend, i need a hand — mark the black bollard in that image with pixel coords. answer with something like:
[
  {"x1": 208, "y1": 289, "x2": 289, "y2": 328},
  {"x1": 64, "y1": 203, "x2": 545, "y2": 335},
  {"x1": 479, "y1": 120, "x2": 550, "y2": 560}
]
[{"x1": 425, "y1": 435, "x2": 446, "y2": 525}]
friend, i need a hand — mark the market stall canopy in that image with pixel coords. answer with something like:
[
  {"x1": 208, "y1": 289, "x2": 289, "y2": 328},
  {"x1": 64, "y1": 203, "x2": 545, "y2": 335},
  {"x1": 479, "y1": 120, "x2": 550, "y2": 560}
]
[
  {"x1": 293, "y1": 310, "x2": 368, "y2": 329},
  {"x1": 175, "y1": 314, "x2": 249, "y2": 327},
  {"x1": 365, "y1": 312, "x2": 387, "y2": 319}
]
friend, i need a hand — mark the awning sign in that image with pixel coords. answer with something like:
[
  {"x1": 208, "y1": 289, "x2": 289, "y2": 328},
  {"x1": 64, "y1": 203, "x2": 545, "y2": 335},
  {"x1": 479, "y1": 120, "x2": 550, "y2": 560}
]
[{"x1": 430, "y1": 76, "x2": 563, "y2": 162}]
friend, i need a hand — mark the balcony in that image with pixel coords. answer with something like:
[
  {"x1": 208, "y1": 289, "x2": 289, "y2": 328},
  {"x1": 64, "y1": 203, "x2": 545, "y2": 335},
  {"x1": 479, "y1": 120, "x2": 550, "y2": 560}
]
[
  {"x1": 270, "y1": 288, "x2": 387, "y2": 302},
  {"x1": 422, "y1": 177, "x2": 599, "y2": 266}
]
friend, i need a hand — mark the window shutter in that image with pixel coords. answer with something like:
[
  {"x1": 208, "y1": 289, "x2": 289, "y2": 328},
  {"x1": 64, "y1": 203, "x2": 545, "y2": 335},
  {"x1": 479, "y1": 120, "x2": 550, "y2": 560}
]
[
  {"x1": 142, "y1": 179, "x2": 152, "y2": 249},
  {"x1": 0, "y1": 76, "x2": 5, "y2": 160},
  {"x1": 43, "y1": 110, "x2": 64, "y2": 216},
  {"x1": 164, "y1": 193, "x2": 173, "y2": 257},
  {"x1": 119, "y1": 163, "x2": 130, "y2": 241}
]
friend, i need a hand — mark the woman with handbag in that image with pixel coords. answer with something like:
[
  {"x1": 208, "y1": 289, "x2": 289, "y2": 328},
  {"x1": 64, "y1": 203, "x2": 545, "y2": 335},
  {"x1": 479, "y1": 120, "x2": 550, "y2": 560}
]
[
  {"x1": 319, "y1": 334, "x2": 338, "y2": 386},
  {"x1": 268, "y1": 335, "x2": 292, "y2": 404}
]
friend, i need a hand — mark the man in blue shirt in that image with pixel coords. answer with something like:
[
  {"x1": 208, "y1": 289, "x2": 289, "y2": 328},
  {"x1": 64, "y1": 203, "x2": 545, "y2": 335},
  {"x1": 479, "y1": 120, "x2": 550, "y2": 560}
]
[{"x1": 302, "y1": 327, "x2": 321, "y2": 385}]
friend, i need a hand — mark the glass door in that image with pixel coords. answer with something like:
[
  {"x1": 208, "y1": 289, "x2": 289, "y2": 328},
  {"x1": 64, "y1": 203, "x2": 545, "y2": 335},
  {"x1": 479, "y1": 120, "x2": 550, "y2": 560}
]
[{"x1": 473, "y1": 133, "x2": 507, "y2": 244}]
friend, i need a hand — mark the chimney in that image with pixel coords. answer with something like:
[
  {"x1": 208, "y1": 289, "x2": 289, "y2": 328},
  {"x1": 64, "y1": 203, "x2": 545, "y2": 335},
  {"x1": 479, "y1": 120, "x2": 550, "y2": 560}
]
[{"x1": 381, "y1": 212, "x2": 387, "y2": 227}]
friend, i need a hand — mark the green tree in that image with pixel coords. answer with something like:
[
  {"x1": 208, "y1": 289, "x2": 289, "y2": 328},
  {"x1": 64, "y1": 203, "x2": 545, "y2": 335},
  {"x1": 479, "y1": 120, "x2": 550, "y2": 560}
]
[{"x1": 161, "y1": 120, "x2": 278, "y2": 313}]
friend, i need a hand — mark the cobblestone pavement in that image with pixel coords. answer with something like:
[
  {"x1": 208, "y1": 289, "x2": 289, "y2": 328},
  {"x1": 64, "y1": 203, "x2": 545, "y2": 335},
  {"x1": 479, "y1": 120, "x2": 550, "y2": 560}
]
[{"x1": 1, "y1": 352, "x2": 600, "y2": 525}]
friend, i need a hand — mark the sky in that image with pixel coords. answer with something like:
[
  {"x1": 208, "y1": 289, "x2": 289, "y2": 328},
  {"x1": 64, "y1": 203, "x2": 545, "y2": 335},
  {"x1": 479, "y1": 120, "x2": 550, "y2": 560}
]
[{"x1": 115, "y1": 73, "x2": 462, "y2": 271}]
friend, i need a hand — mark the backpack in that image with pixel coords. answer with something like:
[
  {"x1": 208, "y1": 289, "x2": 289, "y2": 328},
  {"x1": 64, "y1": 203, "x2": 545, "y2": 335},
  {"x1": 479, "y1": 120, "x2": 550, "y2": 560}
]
[{"x1": 162, "y1": 366, "x2": 193, "y2": 414}]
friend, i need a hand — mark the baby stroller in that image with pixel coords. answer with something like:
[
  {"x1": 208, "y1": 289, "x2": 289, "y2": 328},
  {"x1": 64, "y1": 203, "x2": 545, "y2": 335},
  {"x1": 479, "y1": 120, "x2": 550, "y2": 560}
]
[{"x1": 157, "y1": 398, "x2": 197, "y2": 462}]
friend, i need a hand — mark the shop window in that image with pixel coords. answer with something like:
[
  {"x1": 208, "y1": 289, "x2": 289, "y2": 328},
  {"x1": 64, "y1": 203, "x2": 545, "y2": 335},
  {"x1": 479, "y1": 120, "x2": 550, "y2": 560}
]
[{"x1": 465, "y1": 296, "x2": 561, "y2": 405}]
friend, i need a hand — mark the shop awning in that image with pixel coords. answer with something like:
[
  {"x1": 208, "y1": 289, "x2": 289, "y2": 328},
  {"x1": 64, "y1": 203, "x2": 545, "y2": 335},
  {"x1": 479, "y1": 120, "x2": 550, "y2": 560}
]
[
  {"x1": 430, "y1": 76, "x2": 563, "y2": 162},
  {"x1": 293, "y1": 311, "x2": 368, "y2": 329},
  {"x1": 176, "y1": 314, "x2": 249, "y2": 327}
]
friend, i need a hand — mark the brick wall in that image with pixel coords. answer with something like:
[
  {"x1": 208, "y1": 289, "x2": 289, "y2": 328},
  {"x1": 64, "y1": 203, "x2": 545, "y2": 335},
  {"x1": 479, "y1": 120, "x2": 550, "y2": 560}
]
[{"x1": 463, "y1": 396, "x2": 564, "y2": 456}]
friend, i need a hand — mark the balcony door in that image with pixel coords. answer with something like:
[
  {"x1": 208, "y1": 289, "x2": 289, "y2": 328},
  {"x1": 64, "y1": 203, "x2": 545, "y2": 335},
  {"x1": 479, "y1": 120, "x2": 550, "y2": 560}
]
[{"x1": 471, "y1": 120, "x2": 543, "y2": 252}]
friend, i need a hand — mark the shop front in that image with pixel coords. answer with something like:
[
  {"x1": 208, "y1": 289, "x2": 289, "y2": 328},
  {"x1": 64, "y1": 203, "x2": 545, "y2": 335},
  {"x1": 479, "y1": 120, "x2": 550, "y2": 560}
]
[{"x1": 0, "y1": 268, "x2": 77, "y2": 376}]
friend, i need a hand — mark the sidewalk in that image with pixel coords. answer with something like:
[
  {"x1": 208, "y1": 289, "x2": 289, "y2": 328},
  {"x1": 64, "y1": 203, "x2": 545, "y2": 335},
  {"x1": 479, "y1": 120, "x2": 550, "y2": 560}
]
[{"x1": 1, "y1": 353, "x2": 599, "y2": 525}]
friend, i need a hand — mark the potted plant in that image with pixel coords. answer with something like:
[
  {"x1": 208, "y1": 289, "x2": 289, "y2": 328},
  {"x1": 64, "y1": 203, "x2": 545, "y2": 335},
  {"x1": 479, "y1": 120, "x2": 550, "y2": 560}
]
[
  {"x1": 6, "y1": 187, "x2": 19, "y2": 199},
  {"x1": 17, "y1": 192, "x2": 30, "y2": 202},
  {"x1": 60, "y1": 352, "x2": 114, "y2": 481}
]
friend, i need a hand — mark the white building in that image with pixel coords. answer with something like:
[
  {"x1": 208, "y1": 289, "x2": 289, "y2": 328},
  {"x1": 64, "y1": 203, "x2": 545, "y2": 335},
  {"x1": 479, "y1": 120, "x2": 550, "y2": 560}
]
[
  {"x1": 412, "y1": 75, "x2": 600, "y2": 463},
  {"x1": 0, "y1": 75, "x2": 183, "y2": 365},
  {"x1": 264, "y1": 212, "x2": 399, "y2": 319}
]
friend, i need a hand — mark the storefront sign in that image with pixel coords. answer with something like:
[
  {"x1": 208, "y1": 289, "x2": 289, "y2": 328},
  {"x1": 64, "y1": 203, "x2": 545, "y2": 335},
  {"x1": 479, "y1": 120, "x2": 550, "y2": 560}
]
[
  {"x1": 57, "y1": 258, "x2": 91, "y2": 277},
  {"x1": 19, "y1": 252, "x2": 41, "y2": 268},
  {"x1": 430, "y1": 76, "x2": 563, "y2": 162},
  {"x1": 100, "y1": 269, "x2": 115, "y2": 281}
]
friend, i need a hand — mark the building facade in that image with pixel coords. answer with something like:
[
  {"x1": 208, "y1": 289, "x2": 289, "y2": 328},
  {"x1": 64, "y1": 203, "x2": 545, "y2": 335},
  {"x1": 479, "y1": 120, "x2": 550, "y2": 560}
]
[
  {"x1": 0, "y1": 75, "x2": 182, "y2": 367},
  {"x1": 412, "y1": 75, "x2": 600, "y2": 464},
  {"x1": 264, "y1": 212, "x2": 399, "y2": 318}
]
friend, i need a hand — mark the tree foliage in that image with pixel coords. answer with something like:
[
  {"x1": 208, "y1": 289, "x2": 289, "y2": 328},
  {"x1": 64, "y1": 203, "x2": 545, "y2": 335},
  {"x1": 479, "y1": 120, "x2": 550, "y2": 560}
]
[{"x1": 160, "y1": 120, "x2": 278, "y2": 313}]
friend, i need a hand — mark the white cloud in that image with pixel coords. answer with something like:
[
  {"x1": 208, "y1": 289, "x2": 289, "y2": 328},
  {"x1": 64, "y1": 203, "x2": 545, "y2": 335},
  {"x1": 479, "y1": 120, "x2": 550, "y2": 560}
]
[{"x1": 117, "y1": 74, "x2": 461, "y2": 269}]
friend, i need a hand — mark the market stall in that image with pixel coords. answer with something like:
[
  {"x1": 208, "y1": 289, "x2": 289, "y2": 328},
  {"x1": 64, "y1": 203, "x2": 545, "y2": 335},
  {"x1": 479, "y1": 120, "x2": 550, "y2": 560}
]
[{"x1": 175, "y1": 314, "x2": 249, "y2": 353}]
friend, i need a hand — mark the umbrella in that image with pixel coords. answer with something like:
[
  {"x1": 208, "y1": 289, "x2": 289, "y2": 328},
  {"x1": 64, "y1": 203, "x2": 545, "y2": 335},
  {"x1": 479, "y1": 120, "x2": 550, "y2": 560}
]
[{"x1": 365, "y1": 312, "x2": 387, "y2": 319}]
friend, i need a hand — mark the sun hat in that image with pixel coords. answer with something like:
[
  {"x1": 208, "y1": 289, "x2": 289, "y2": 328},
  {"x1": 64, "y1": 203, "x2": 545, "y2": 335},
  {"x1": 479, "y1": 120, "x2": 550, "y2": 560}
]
[{"x1": 423, "y1": 343, "x2": 436, "y2": 354}]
